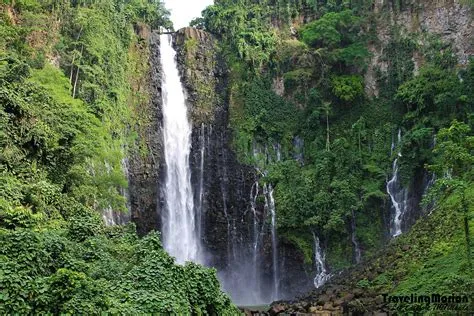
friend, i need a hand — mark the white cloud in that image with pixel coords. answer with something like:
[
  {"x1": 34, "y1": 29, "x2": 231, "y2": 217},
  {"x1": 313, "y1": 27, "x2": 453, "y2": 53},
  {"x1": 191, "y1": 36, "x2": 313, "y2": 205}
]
[{"x1": 163, "y1": 0, "x2": 214, "y2": 30}]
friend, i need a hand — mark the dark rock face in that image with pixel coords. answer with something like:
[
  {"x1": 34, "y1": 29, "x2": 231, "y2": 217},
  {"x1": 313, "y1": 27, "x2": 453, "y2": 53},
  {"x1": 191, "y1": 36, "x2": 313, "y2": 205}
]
[
  {"x1": 174, "y1": 27, "x2": 314, "y2": 302},
  {"x1": 128, "y1": 31, "x2": 166, "y2": 237},
  {"x1": 400, "y1": 167, "x2": 435, "y2": 234},
  {"x1": 278, "y1": 238, "x2": 315, "y2": 299},
  {"x1": 174, "y1": 25, "x2": 257, "y2": 277},
  {"x1": 127, "y1": 26, "x2": 316, "y2": 302},
  {"x1": 383, "y1": 164, "x2": 435, "y2": 240}
]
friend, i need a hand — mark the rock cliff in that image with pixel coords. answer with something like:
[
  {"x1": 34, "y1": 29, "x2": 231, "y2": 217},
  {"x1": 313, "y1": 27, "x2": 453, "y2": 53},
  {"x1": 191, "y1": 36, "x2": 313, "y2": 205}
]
[
  {"x1": 128, "y1": 31, "x2": 166, "y2": 236},
  {"x1": 174, "y1": 27, "x2": 315, "y2": 302}
]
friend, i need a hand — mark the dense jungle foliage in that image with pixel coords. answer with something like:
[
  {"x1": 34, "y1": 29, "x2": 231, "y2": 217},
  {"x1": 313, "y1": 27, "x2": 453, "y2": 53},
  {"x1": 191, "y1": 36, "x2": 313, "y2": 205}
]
[
  {"x1": 0, "y1": 0, "x2": 238, "y2": 313},
  {"x1": 197, "y1": 0, "x2": 473, "y2": 296},
  {"x1": 1, "y1": 0, "x2": 472, "y2": 312}
]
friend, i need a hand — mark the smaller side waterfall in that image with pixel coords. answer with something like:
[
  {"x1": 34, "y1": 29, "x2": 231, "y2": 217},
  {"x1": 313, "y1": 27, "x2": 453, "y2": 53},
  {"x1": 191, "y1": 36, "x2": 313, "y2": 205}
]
[
  {"x1": 423, "y1": 135, "x2": 437, "y2": 196},
  {"x1": 387, "y1": 129, "x2": 408, "y2": 238},
  {"x1": 313, "y1": 233, "x2": 331, "y2": 288},
  {"x1": 250, "y1": 181, "x2": 263, "y2": 303},
  {"x1": 196, "y1": 123, "x2": 207, "y2": 240},
  {"x1": 351, "y1": 209, "x2": 361, "y2": 264},
  {"x1": 264, "y1": 183, "x2": 279, "y2": 301},
  {"x1": 102, "y1": 157, "x2": 131, "y2": 226},
  {"x1": 293, "y1": 136, "x2": 304, "y2": 165}
]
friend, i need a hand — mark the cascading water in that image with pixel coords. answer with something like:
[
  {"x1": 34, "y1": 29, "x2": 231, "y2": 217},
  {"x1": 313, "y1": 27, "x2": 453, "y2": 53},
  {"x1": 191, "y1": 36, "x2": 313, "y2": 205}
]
[
  {"x1": 293, "y1": 136, "x2": 304, "y2": 165},
  {"x1": 271, "y1": 144, "x2": 281, "y2": 300},
  {"x1": 102, "y1": 158, "x2": 131, "y2": 226},
  {"x1": 264, "y1": 183, "x2": 279, "y2": 301},
  {"x1": 219, "y1": 143, "x2": 281, "y2": 305},
  {"x1": 387, "y1": 129, "x2": 408, "y2": 238},
  {"x1": 351, "y1": 209, "x2": 362, "y2": 264},
  {"x1": 250, "y1": 181, "x2": 263, "y2": 301},
  {"x1": 313, "y1": 233, "x2": 331, "y2": 288},
  {"x1": 196, "y1": 123, "x2": 206, "y2": 239},
  {"x1": 160, "y1": 34, "x2": 201, "y2": 264}
]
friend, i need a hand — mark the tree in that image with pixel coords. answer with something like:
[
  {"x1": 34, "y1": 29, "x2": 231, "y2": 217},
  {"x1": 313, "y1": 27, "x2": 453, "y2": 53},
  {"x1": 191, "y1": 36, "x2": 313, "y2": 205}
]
[{"x1": 427, "y1": 120, "x2": 474, "y2": 273}]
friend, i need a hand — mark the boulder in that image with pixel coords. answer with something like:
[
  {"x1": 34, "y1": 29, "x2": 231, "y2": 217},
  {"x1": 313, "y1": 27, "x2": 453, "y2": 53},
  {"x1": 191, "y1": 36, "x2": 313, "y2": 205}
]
[{"x1": 269, "y1": 304, "x2": 286, "y2": 315}]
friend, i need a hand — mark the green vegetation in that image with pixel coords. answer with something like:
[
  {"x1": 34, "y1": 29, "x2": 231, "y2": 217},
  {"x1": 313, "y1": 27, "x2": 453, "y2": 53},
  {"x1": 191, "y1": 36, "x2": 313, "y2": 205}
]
[
  {"x1": 1, "y1": 0, "x2": 472, "y2": 312},
  {"x1": 0, "y1": 0, "x2": 237, "y2": 313},
  {"x1": 0, "y1": 224, "x2": 237, "y2": 314},
  {"x1": 199, "y1": 0, "x2": 473, "y2": 287},
  {"x1": 353, "y1": 122, "x2": 474, "y2": 312}
]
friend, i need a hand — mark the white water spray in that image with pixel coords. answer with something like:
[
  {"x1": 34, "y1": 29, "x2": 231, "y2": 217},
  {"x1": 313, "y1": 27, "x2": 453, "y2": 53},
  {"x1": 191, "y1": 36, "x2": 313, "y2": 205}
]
[
  {"x1": 264, "y1": 183, "x2": 279, "y2": 300},
  {"x1": 160, "y1": 34, "x2": 201, "y2": 264},
  {"x1": 313, "y1": 233, "x2": 331, "y2": 288},
  {"x1": 387, "y1": 129, "x2": 408, "y2": 238}
]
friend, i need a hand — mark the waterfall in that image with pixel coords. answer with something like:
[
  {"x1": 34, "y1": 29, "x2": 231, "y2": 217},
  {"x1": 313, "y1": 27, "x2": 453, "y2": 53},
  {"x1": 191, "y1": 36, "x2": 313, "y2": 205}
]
[
  {"x1": 264, "y1": 183, "x2": 279, "y2": 301},
  {"x1": 424, "y1": 135, "x2": 437, "y2": 196},
  {"x1": 160, "y1": 34, "x2": 201, "y2": 264},
  {"x1": 102, "y1": 157, "x2": 131, "y2": 226},
  {"x1": 386, "y1": 129, "x2": 408, "y2": 238},
  {"x1": 249, "y1": 180, "x2": 263, "y2": 303},
  {"x1": 267, "y1": 144, "x2": 281, "y2": 300},
  {"x1": 218, "y1": 143, "x2": 280, "y2": 305},
  {"x1": 351, "y1": 209, "x2": 361, "y2": 264},
  {"x1": 293, "y1": 136, "x2": 304, "y2": 165},
  {"x1": 313, "y1": 233, "x2": 331, "y2": 288},
  {"x1": 196, "y1": 123, "x2": 206, "y2": 240}
]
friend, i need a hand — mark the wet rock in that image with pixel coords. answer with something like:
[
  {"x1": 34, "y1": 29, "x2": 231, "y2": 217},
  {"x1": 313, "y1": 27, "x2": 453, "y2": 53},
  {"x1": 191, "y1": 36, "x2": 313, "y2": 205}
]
[
  {"x1": 308, "y1": 306, "x2": 320, "y2": 313},
  {"x1": 269, "y1": 304, "x2": 286, "y2": 315},
  {"x1": 375, "y1": 295, "x2": 384, "y2": 304},
  {"x1": 333, "y1": 299, "x2": 344, "y2": 307},
  {"x1": 342, "y1": 293, "x2": 354, "y2": 302},
  {"x1": 322, "y1": 302, "x2": 335, "y2": 311},
  {"x1": 317, "y1": 294, "x2": 330, "y2": 305},
  {"x1": 129, "y1": 31, "x2": 165, "y2": 236}
]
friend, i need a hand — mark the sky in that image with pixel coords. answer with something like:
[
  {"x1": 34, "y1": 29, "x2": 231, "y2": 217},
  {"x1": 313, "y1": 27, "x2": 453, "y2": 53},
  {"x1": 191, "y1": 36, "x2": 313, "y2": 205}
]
[{"x1": 163, "y1": 0, "x2": 214, "y2": 30}]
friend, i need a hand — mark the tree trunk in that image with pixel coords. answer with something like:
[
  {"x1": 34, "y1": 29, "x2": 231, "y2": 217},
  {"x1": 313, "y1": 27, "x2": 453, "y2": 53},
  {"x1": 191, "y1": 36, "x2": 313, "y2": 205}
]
[
  {"x1": 326, "y1": 111, "x2": 330, "y2": 151},
  {"x1": 72, "y1": 45, "x2": 83, "y2": 99}
]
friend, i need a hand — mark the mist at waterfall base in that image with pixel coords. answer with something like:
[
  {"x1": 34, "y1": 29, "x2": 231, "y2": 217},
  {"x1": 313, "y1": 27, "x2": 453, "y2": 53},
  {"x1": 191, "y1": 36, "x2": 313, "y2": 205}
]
[{"x1": 216, "y1": 182, "x2": 282, "y2": 306}]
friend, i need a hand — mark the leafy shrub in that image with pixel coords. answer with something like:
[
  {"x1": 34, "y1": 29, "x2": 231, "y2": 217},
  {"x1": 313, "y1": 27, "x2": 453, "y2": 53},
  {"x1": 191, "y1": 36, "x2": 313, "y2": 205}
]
[
  {"x1": 67, "y1": 210, "x2": 104, "y2": 242},
  {"x1": 0, "y1": 203, "x2": 44, "y2": 229},
  {"x1": 331, "y1": 75, "x2": 364, "y2": 102}
]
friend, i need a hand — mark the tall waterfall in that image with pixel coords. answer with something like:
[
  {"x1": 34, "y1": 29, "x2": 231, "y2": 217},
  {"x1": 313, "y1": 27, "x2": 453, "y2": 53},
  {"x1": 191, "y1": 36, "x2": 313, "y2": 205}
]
[
  {"x1": 313, "y1": 233, "x2": 331, "y2": 288},
  {"x1": 250, "y1": 180, "x2": 263, "y2": 303},
  {"x1": 160, "y1": 34, "x2": 201, "y2": 264}
]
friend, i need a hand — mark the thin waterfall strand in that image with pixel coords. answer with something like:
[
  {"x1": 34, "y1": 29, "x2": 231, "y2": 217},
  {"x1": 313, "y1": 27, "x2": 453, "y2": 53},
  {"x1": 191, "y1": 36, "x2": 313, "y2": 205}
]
[
  {"x1": 351, "y1": 209, "x2": 361, "y2": 264},
  {"x1": 386, "y1": 129, "x2": 408, "y2": 238},
  {"x1": 313, "y1": 233, "x2": 331, "y2": 288}
]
